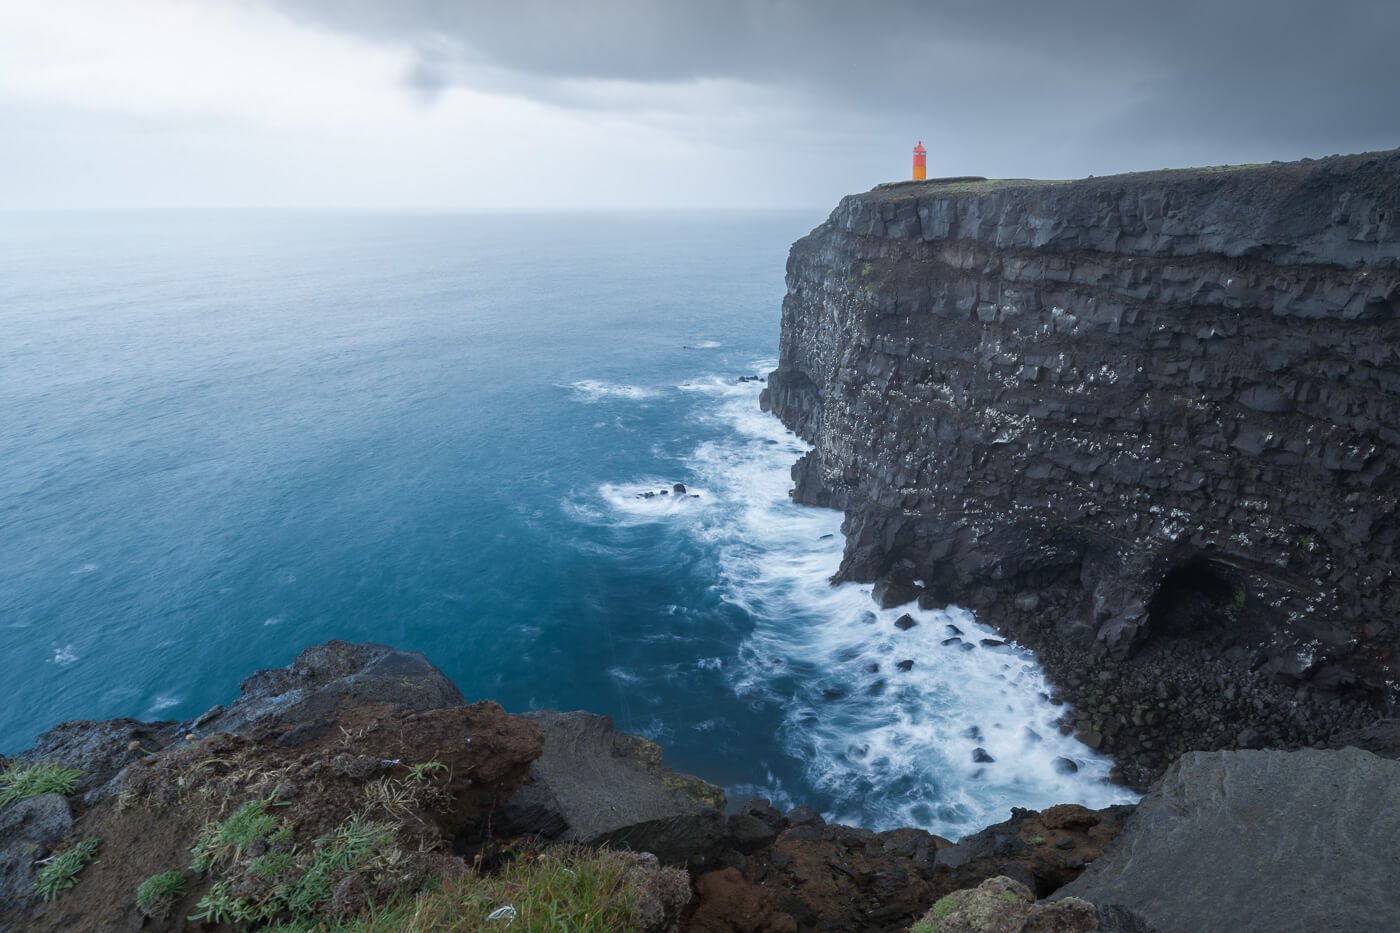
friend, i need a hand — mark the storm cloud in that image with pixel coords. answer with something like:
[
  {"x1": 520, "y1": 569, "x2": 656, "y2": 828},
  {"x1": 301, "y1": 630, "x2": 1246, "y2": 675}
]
[
  {"x1": 274, "y1": 0, "x2": 1400, "y2": 158},
  {"x1": 1, "y1": 0, "x2": 1394, "y2": 209}
]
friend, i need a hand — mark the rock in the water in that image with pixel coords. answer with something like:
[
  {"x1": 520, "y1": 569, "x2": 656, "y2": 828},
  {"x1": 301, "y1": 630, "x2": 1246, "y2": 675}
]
[
  {"x1": 1054, "y1": 748, "x2": 1400, "y2": 932},
  {"x1": 896, "y1": 659, "x2": 915, "y2": 672},
  {"x1": 673, "y1": 483, "x2": 687, "y2": 494},
  {"x1": 972, "y1": 747, "x2": 996, "y2": 764},
  {"x1": 873, "y1": 576, "x2": 922, "y2": 609},
  {"x1": 1053, "y1": 756, "x2": 1080, "y2": 774},
  {"x1": 894, "y1": 613, "x2": 918, "y2": 630}
]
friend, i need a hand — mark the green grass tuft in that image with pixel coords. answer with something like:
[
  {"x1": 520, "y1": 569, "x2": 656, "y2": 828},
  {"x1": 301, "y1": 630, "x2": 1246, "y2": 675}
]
[
  {"x1": 34, "y1": 838, "x2": 100, "y2": 901},
  {"x1": 0, "y1": 762, "x2": 84, "y2": 809},
  {"x1": 190, "y1": 796, "x2": 285, "y2": 874},
  {"x1": 136, "y1": 870, "x2": 186, "y2": 912},
  {"x1": 298, "y1": 846, "x2": 676, "y2": 932}
]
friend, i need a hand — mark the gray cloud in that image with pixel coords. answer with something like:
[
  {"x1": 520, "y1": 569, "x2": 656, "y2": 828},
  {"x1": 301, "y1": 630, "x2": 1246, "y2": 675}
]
[{"x1": 266, "y1": 0, "x2": 1400, "y2": 174}]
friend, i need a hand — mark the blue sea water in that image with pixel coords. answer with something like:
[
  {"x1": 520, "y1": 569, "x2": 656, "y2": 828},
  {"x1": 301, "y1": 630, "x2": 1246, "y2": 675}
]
[{"x1": 0, "y1": 210, "x2": 1135, "y2": 837}]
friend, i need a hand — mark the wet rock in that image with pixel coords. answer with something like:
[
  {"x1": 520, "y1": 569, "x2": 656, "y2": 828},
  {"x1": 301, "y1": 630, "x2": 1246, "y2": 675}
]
[
  {"x1": 673, "y1": 483, "x2": 687, "y2": 494},
  {"x1": 972, "y1": 747, "x2": 996, "y2": 763},
  {"x1": 1052, "y1": 756, "x2": 1080, "y2": 774},
  {"x1": 894, "y1": 614, "x2": 919, "y2": 631},
  {"x1": 874, "y1": 577, "x2": 922, "y2": 609},
  {"x1": 896, "y1": 659, "x2": 916, "y2": 672}
]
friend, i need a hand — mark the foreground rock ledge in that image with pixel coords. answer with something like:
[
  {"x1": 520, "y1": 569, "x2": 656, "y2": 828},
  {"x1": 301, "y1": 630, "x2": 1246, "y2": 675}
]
[
  {"x1": 1054, "y1": 747, "x2": 1400, "y2": 933},
  {"x1": 6, "y1": 641, "x2": 1399, "y2": 931},
  {"x1": 763, "y1": 149, "x2": 1400, "y2": 786},
  {"x1": 0, "y1": 641, "x2": 1134, "y2": 931}
]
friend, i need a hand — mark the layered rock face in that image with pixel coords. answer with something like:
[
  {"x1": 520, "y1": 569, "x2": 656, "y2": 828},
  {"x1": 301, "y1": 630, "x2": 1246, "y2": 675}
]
[{"x1": 764, "y1": 151, "x2": 1400, "y2": 782}]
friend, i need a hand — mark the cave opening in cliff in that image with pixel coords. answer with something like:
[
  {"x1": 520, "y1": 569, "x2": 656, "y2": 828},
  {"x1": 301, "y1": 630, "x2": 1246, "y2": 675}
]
[{"x1": 1147, "y1": 559, "x2": 1242, "y2": 644}]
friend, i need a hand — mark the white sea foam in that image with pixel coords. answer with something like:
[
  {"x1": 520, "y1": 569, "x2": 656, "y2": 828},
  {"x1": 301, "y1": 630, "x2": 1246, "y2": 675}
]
[
  {"x1": 580, "y1": 480, "x2": 712, "y2": 526},
  {"x1": 147, "y1": 693, "x2": 182, "y2": 715},
  {"x1": 566, "y1": 380, "x2": 661, "y2": 402},
  {"x1": 50, "y1": 645, "x2": 79, "y2": 665},
  {"x1": 69, "y1": 563, "x2": 99, "y2": 575},
  {"x1": 689, "y1": 376, "x2": 1136, "y2": 837},
  {"x1": 580, "y1": 369, "x2": 1137, "y2": 838}
]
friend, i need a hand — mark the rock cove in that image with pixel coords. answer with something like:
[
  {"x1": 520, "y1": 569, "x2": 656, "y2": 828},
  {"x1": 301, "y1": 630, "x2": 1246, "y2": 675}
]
[{"x1": 763, "y1": 150, "x2": 1400, "y2": 787}]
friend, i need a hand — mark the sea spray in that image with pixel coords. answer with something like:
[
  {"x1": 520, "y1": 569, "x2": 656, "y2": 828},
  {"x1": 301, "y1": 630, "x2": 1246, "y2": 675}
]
[{"x1": 599, "y1": 370, "x2": 1138, "y2": 837}]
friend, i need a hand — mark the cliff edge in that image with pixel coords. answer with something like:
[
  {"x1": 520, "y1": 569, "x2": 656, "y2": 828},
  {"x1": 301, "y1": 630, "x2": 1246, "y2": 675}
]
[{"x1": 763, "y1": 150, "x2": 1400, "y2": 785}]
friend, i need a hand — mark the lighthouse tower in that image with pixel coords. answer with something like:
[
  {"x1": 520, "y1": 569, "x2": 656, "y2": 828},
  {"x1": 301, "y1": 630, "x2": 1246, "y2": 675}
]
[{"x1": 912, "y1": 141, "x2": 927, "y2": 181}]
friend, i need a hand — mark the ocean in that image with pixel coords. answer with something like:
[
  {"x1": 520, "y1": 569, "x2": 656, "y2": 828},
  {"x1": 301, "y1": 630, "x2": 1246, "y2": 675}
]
[{"x1": 0, "y1": 210, "x2": 1136, "y2": 838}]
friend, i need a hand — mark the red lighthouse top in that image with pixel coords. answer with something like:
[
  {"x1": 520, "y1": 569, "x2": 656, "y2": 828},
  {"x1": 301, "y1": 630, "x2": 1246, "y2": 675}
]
[{"x1": 913, "y1": 141, "x2": 926, "y2": 154}]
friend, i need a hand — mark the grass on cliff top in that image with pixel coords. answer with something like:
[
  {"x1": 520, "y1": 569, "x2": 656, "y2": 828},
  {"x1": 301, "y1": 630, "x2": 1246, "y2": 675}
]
[
  {"x1": 0, "y1": 761, "x2": 83, "y2": 809},
  {"x1": 876, "y1": 159, "x2": 1280, "y2": 199},
  {"x1": 284, "y1": 847, "x2": 673, "y2": 933}
]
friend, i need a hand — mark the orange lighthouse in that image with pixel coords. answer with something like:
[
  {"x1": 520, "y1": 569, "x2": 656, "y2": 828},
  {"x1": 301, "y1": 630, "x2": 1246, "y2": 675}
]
[{"x1": 912, "y1": 140, "x2": 927, "y2": 180}]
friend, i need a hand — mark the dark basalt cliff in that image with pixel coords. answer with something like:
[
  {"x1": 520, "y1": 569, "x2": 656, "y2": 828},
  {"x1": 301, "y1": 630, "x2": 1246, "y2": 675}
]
[{"x1": 763, "y1": 151, "x2": 1400, "y2": 784}]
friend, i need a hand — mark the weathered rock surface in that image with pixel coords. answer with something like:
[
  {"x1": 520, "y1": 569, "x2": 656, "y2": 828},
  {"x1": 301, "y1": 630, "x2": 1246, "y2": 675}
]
[
  {"x1": 1, "y1": 642, "x2": 543, "y2": 931},
  {"x1": 497, "y1": 710, "x2": 729, "y2": 868},
  {"x1": 684, "y1": 797, "x2": 1128, "y2": 932},
  {"x1": 1053, "y1": 747, "x2": 1400, "y2": 932},
  {"x1": 0, "y1": 794, "x2": 73, "y2": 913},
  {"x1": 764, "y1": 151, "x2": 1400, "y2": 784},
  {"x1": 909, "y1": 875, "x2": 1156, "y2": 933},
  {"x1": 194, "y1": 639, "x2": 469, "y2": 740}
]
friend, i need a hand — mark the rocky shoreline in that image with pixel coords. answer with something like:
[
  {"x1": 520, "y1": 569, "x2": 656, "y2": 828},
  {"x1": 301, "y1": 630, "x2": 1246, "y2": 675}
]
[
  {"x1": 0, "y1": 642, "x2": 1142, "y2": 931},
  {"x1": 3, "y1": 641, "x2": 1397, "y2": 931},
  {"x1": 762, "y1": 150, "x2": 1400, "y2": 788}
]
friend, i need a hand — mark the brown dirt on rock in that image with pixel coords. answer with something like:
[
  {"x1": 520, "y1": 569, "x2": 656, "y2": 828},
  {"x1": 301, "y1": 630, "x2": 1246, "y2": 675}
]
[{"x1": 7, "y1": 701, "x2": 541, "y2": 931}]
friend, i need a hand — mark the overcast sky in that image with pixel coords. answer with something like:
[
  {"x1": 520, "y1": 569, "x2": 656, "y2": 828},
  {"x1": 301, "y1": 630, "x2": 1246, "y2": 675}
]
[{"x1": 2, "y1": 0, "x2": 1396, "y2": 210}]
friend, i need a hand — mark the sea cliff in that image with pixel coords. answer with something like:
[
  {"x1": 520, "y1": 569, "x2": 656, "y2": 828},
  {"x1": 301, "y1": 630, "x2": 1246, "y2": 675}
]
[{"x1": 763, "y1": 150, "x2": 1400, "y2": 785}]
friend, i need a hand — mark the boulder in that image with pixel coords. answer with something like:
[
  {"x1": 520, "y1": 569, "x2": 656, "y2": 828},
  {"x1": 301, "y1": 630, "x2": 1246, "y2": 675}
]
[
  {"x1": 0, "y1": 794, "x2": 72, "y2": 911},
  {"x1": 16, "y1": 718, "x2": 180, "y2": 806},
  {"x1": 1053, "y1": 748, "x2": 1400, "y2": 932},
  {"x1": 496, "y1": 711, "x2": 727, "y2": 868}
]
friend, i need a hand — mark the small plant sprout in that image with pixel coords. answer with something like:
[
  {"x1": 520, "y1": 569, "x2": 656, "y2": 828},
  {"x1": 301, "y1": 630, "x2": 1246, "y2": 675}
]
[
  {"x1": 0, "y1": 762, "x2": 84, "y2": 809},
  {"x1": 407, "y1": 760, "x2": 448, "y2": 783},
  {"x1": 136, "y1": 870, "x2": 186, "y2": 918},
  {"x1": 33, "y1": 838, "x2": 100, "y2": 901}
]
